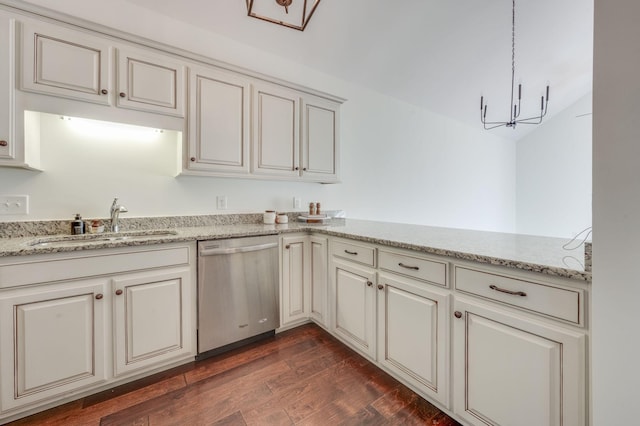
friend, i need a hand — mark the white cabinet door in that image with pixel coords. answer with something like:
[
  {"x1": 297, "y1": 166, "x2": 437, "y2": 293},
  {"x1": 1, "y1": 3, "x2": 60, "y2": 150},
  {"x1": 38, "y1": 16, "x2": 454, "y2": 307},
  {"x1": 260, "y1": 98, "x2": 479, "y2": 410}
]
[
  {"x1": 377, "y1": 273, "x2": 450, "y2": 407},
  {"x1": 281, "y1": 235, "x2": 308, "y2": 326},
  {"x1": 331, "y1": 258, "x2": 376, "y2": 360},
  {"x1": 453, "y1": 297, "x2": 586, "y2": 426},
  {"x1": 309, "y1": 235, "x2": 328, "y2": 327},
  {"x1": 187, "y1": 65, "x2": 250, "y2": 174},
  {"x1": 21, "y1": 20, "x2": 112, "y2": 105},
  {"x1": 116, "y1": 47, "x2": 185, "y2": 117},
  {"x1": 0, "y1": 279, "x2": 108, "y2": 412},
  {"x1": 252, "y1": 82, "x2": 300, "y2": 178},
  {"x1": 301, "y1": 95, "x2": 340, "y2": 182},
  {"x1": 0, "y1": 13, "x2": 13, "y2": 162},
  {"x1": 112, "y1": 268, "x2": 194, "y2": 377}
]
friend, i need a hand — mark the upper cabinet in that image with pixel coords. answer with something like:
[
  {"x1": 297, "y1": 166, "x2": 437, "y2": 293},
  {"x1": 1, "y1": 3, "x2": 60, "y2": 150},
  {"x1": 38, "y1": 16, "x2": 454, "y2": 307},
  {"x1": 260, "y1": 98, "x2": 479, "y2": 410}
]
[
  {"x1": 2, "y1": 5, "x2": 344, "y2": 178},
  {"x1": 116, "y1": 46, "x2": 185, "y2": 117},
  {"x1": 251, "y1": 82, "x2": 341, "y2": 183},
  {"x1": 0, "y1": 12, "x2": 14, "y2": 162},
  {"x1": 252, "y1": 82, "x2": 301, "y2": 179},
  {"x1": 186, "y1": 65, "x2": 250, "y2": 174},
  {"x1": 20, "y1": 20, "x2": 185, "y2": 117},
  {"x1": 20, "y1": 21, "x2": 113, "y2": 105},
  {"x1": 301, "y1": 94, "x2": 340, "y2": 182}
]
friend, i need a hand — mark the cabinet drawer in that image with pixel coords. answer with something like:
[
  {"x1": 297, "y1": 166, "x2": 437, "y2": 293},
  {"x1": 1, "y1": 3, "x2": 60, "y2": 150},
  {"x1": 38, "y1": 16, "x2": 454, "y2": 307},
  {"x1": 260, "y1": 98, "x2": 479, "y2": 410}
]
[
  {"x1": 379, "y1": 250, "x2": 447, "y2": 287},
  {"x1": 454, "y1": 266, "x2": 582, "y2": 324},
  {"x1": 332, "y1": 240, "x2": 375, "y2": 267}
]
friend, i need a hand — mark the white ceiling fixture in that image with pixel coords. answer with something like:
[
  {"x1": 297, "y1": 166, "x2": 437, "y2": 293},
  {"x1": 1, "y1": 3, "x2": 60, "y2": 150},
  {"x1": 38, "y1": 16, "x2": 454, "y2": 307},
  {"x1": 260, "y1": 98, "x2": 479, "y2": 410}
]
[
  {"x1": 480, "y1": 0, "x2": 550, "y2": 130},
  {"x1": 246, "y1": 0, "x2": 322, "y2": 31}
]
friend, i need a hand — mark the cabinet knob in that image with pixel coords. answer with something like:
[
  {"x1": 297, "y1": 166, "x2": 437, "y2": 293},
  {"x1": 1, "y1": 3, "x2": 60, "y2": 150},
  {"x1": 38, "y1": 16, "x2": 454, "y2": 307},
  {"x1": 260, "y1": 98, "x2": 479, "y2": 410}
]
[
  {"x1": 294, "y1": 166, "x2": 299, "y2": 171},
  {"x1": 302, "y1": 167, "x2": 307, "y2": 171},
  {"x1": 101, "y1": 89, "x2": 108, "y2": 95},
  {"x1": 366, "y1": 281, "x2": 373, "y2": 287},
  {"x1": 115, "y1": 289, "x2": 123, "y2": 296},
  {"x1": 285, "y1": 244, "x2": 290, "y2": 249},
  {"x1": 190, "y1": 157, "x2": 196, "y2": 162},
  {"x1": 454, "y1": 311, "x2": 463, "y2": 319},
  {"x1": 119, "y1": 92, "x2": 126, "y2": 98},
  {"x1": 95, "y1": 293, "x2": 104, "y2": 300},
  {"x1": 0, "y1": 140, "x2": 7, "y2": 147},
  {"x1": 377, "y1": 284, "x2": 384, "y2": 290}
]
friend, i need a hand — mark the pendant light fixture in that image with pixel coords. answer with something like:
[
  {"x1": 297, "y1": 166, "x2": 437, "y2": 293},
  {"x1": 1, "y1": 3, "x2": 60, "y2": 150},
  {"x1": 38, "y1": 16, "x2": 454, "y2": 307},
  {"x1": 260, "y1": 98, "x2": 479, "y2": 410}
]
[
  {"x1": 480, "y1": 0, "x2": 550, "y2": 130},
  {"x1": 247, "y1": 0, "x2": 322, "y2": 31}
]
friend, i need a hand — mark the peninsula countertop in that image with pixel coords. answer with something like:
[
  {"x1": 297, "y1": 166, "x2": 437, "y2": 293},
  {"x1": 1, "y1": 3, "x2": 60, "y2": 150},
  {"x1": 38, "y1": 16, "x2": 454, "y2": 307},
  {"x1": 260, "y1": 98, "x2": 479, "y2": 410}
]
[{"x1": 0, "y1": 218, "x2": 591, "y2": 282}]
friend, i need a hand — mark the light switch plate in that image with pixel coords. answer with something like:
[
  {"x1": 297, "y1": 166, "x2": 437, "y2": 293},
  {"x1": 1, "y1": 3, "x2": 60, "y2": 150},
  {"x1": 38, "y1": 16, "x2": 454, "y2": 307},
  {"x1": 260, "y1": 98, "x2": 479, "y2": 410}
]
[
  {"x1": 0, "y1": 195, "x2": 29, "y2": 215},
  {"x1": 293, "y1": 197, "x2": 301, "y2": 209},
  {"x1": 216, "y1": 196, "x2": 227, "y2": 210}
]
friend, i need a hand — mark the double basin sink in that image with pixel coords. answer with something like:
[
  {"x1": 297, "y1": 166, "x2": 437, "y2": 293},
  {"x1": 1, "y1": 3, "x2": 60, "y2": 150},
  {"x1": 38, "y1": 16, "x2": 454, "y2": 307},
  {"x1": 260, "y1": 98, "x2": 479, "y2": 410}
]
[{"x1": 27, "y1": 230, "x2": 179, "y2": 247}]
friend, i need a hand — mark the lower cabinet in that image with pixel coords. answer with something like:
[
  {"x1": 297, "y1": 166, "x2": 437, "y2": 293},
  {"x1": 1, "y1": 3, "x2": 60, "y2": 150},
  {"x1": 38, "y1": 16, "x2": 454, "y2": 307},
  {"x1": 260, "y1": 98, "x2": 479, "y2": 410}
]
[
  {"x1": 280, "y1": 234, "x2": 328, "y2": 328},
  {"x1": 281, "y1": 234, "x2": 308, "y2": 326},
  {"x1": 331, "y1": 258, "x2": 377, "y2": 360},
  {"x1": 0, "y1": 278, "x2": 109, "y2": 413},
  {"x1": 0, "y1": 243, "x2": 196, "y2": 421},
  {"x1": 452, "y1": 296, "x2": 586, "y2": 426},
  {"x1": 377, "y1": 273, "x2": 450, "y2": 407},
  {"x1": 309, "y1": 235, "x2": 328, "y2": 326},
  {"x1": 112, "y1": 268, "x2": 193, "y2": 377}
]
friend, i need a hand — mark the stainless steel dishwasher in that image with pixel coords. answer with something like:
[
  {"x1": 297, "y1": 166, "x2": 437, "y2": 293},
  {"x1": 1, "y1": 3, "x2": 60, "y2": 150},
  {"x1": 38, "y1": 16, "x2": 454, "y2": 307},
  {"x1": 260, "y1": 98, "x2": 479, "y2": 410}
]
[{"x1": 197, "y1": 235, "x2": 279, "y2": 357}]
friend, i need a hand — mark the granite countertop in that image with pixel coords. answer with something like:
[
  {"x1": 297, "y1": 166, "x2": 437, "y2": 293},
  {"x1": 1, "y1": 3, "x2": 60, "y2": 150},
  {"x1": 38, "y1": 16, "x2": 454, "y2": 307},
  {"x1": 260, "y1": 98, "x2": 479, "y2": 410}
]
[{"x1": 0, "y1": 216, "x2": 591, "y2": 282}]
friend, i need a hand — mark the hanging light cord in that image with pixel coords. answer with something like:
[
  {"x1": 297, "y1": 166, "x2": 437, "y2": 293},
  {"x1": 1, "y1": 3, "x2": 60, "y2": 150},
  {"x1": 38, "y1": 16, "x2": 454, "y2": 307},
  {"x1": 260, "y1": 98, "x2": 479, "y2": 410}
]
[{"x1": 480, "y1": 0, "x2": 550, "y2": 130}]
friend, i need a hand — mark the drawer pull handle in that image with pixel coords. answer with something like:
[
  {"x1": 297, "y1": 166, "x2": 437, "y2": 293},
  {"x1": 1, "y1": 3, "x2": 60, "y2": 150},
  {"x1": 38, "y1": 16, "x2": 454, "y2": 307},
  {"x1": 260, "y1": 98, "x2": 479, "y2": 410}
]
[
  {"x1": 489, "y1": 284, "x2": 527, "y2": 297},
  {"x1": 398, "y1": 262, "x2": 419, "y2": 271},
  {"x1": 344, "y1": 250, "x2": 358, "y2": 255}
]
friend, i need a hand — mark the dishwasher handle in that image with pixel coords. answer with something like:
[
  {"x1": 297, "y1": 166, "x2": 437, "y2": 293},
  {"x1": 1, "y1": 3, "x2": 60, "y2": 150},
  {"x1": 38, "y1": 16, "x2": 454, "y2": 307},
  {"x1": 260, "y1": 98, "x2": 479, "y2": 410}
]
[{"x1": 199, "y1": 242, "x2": 278, "y2": 256}]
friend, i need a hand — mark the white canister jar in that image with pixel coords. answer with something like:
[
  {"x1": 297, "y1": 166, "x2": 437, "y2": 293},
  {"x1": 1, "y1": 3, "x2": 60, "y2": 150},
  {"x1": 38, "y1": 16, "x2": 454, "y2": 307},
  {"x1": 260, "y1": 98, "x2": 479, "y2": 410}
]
[
  {"x1": 276, "y1": 213, "x2": 288, "y2": 224},
  {"x1": 263, "y1": 210, "x2": 276, "y2": 224}
]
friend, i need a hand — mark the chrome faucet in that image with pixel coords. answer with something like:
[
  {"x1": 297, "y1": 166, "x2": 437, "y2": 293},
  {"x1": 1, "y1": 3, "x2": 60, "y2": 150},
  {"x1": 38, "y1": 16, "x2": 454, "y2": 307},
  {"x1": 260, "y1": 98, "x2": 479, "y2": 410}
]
[{"x1": 110, "y1": 197, "x2": 128, "y2": 233}]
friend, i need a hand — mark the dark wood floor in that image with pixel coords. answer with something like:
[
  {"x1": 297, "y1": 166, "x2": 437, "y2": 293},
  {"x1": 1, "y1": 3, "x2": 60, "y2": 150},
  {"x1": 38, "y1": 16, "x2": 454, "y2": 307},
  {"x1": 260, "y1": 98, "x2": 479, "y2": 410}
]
[{"x1": 8, "y1": 324, "x2": 461, "y2": 425}]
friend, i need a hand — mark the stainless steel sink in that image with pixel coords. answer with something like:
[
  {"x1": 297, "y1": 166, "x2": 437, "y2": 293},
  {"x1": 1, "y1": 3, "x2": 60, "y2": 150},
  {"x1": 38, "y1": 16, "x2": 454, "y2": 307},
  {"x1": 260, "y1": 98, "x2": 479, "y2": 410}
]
[{"x1": 27, "y1": 230, "x2": 179, "y2": 247}]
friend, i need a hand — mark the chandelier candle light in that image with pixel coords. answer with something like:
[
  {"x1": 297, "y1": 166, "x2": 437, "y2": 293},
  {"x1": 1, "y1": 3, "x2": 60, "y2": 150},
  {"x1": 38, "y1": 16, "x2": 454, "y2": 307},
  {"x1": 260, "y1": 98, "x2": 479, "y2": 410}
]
[{"x1": 480, "y1": 0, "x2": 550, "y2": 130}]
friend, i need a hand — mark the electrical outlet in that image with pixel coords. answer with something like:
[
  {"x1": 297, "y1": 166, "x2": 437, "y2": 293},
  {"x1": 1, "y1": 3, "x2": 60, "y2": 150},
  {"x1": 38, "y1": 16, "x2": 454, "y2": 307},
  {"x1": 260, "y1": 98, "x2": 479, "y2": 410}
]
[
  {"x1": 216, "y1": 196, "x2": 227, "y2": 210},
  {"x1": 0, "y1": 195, "x2": 29, "y2": 215},
  {"x1": 293, "y1": 197, "x2": 301, "y2": 209}
]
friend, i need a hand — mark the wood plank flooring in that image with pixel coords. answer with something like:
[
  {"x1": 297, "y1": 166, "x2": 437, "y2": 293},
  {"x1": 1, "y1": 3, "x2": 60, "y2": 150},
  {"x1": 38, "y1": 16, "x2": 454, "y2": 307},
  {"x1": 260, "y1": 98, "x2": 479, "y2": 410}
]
[{"x1": 7, "y1": 324, "x2": 461, "y2": 426}]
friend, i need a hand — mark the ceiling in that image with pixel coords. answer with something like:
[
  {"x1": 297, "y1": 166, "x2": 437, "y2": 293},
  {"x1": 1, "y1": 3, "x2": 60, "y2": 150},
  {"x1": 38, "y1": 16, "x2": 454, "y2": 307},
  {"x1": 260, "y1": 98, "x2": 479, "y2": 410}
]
[{"x1": 127, "y1": 0, "x2": 594, "y2": 141}]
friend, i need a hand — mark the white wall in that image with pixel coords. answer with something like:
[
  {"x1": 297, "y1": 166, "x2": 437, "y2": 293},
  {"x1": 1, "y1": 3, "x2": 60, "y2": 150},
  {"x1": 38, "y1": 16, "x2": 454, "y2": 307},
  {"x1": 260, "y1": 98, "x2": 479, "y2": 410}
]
[
  {"x1": 592, "y1": 0, "x2": 640, "y2": 424},
  {"x1": 516, "y1": 94, "x2": 592, "y2": 238},
  {"x1": 0, "y1": 0, "x2": 516, "y2": 232}
]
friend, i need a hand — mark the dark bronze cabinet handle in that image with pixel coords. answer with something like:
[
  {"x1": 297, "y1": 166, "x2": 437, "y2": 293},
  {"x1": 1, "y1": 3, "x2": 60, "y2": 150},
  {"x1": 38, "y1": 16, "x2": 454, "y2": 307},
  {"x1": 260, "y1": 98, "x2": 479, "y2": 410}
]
[
  {"x1": 344, "y1": 250, "x2": 358, "y2": 255},
  {"x1": 398, "y1": 262, "x2": 419, "y2": 271},
  {"x1": 0, "y1": 140, "x2": 7, "y2": 147},
  {"x1": 119, "y1": 92, "x2": 126, "y2": 98},
  {"x1": 285, "y1": 244, "x2": 290, "y2": 249},
  {"x1": 303, "y1": 167, "x2": 307, "y2": 171},
  {"x1": 294, "y1": 166, "x2": 299, "y2": 171},
  {"x1": 489, "y1": 284, "x2": 527, "y2": 297},
  {"x1": 377, "y1": 284, "x2": 384, "y2": 290},
  {"x1": 101, "y1": 89, "x2": 108, "y2": 95},
  {"x1": 115, "y1": 289, "x2": 123, "y2": 296},
  {"x1": 190, "y1": 157, "x2": 196, "y2": 162},
  {"x1": 366, "y1": 281, "x2": 373, "y2": 287},
  {"x1": 95, "y1": 294, "x2": 103, "y2": 300},
  {"x1": 454, "y1": 311, "x2": 462, "y2": 319}
]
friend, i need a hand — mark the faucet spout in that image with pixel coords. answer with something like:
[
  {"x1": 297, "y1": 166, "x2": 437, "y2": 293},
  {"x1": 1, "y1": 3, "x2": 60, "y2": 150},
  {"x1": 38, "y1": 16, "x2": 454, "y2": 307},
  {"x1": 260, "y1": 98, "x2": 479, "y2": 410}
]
[{"x1": 110, "y1": 197, "x2": 128, "y2": 233}]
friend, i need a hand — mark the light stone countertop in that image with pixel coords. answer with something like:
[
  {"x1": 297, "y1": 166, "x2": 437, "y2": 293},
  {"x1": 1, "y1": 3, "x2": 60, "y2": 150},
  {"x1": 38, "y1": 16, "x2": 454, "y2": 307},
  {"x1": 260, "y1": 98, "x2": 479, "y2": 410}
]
[{"x1": 0, "y1": 218, "x2": 591, "y2": 282}]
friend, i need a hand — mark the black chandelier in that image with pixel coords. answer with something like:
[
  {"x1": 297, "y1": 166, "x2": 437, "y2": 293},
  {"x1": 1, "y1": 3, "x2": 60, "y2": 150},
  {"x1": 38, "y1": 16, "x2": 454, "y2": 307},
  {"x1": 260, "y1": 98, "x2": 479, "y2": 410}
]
[{"x1": 480, "y1": 0, "x2": 550, "y2": 130}]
